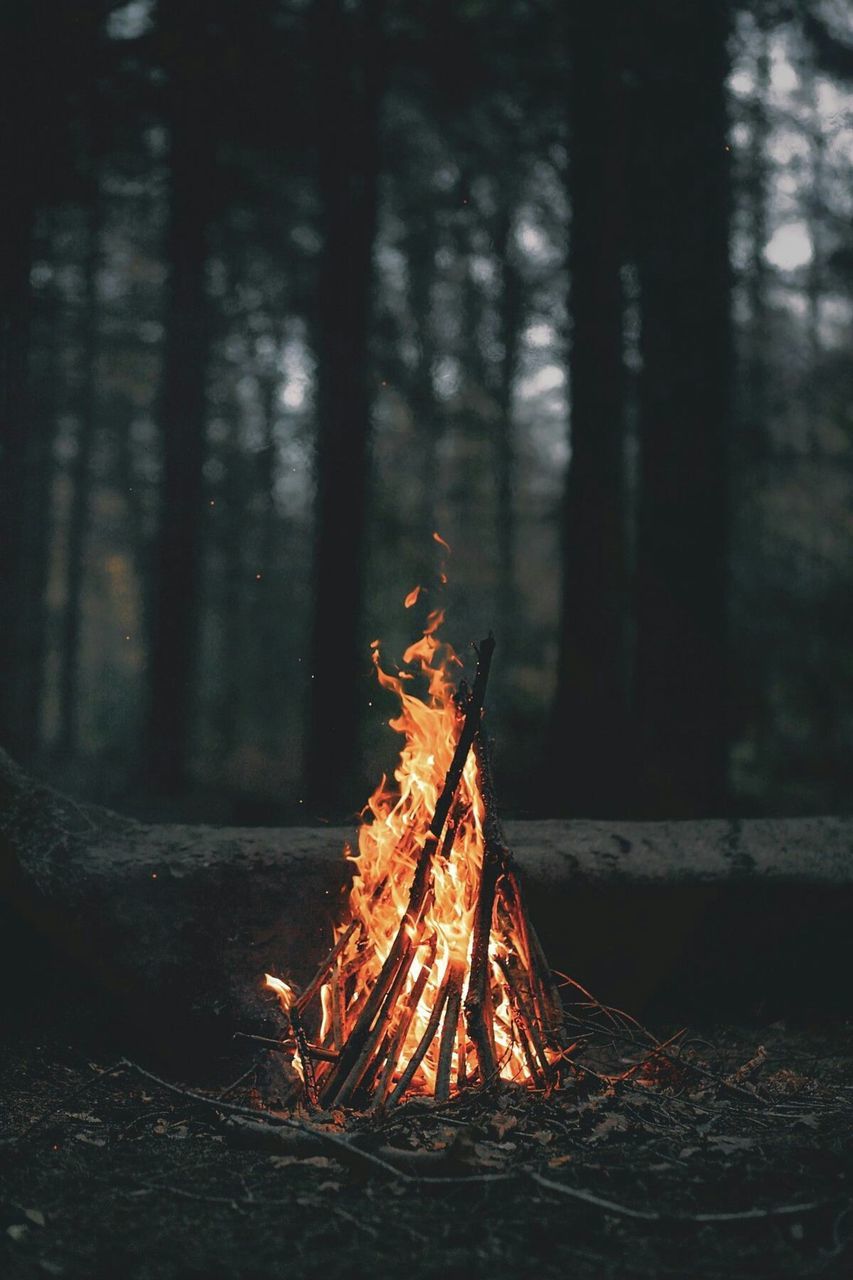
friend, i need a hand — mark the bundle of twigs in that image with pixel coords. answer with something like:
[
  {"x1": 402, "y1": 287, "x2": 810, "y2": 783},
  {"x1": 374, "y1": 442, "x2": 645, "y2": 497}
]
[{"x1": 271, "y1": 636, "x2": 566, "y2": 1110}]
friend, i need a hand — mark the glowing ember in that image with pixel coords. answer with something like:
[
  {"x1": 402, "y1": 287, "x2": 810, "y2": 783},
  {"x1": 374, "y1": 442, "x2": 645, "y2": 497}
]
[{"x1": 265, "y1": 564, "x2": 565, "y2": 1107}]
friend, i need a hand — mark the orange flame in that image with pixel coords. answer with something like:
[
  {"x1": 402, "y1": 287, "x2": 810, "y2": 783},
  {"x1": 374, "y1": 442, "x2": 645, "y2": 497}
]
[
  {"x1": 403, "y1": 585, "x2": 422, "y2": 609},
  {"x1": 264, "y1": 974, "x2": 305, "y2": 1081},
  {"x1": 315, "y1": 602, "x2": 530, "y2": 1095}
]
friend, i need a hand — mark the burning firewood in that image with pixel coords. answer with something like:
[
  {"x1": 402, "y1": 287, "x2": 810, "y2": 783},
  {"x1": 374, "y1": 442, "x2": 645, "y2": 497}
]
[{"x1": 264, "y1": 609, "x2": 568, "y2": 1109}]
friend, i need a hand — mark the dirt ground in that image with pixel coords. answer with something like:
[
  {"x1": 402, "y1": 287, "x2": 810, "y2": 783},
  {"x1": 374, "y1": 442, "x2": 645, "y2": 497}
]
[{"x1": 2, "y1": 992, "x2": 851, "y2": 1280}]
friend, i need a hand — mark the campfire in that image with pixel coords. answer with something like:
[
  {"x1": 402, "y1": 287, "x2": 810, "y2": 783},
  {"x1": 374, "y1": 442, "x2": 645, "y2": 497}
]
[{"x1": 265, "y1": 571, "x2": 567, "y2": 1109}]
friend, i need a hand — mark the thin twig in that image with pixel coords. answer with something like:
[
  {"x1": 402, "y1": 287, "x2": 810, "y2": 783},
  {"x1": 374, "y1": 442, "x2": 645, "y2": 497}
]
[{"x1": 530, "y1": 1171, "x2": 839, "y2": 1224}]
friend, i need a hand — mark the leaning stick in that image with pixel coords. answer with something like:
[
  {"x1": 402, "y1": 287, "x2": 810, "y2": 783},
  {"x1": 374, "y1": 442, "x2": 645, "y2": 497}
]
[
  {"x1": 330, "y1": 968, "x2": 345, "y2": 1050},
  {"x1": 463, "y1": 729, "x2": 509, "y2": 1082},
  {"x1": 289, "y1": 1005, "x2": 319, "y2": 1106},
  {"x1": 496, "y1": 954, "x2": 551, "y2": 1083},
  {"x1": 296, "y1": 919, "x2": 361, "y2": 1016},
  {"x1": 371, "y1": 939, "x2": 437, "y2": 1111},
  {"x1": 464, "y1": 848, "x2": 500, "y2": 1083},
  {"x1": 387, "y1": 964, "x2": 455, "y2": 1106},
  {"x1": 325, "y1": 931, "x2": 419, "y2": 1107},
  {"x1": 435, "y1": 962, "x2": 465, "y2": 1101}
]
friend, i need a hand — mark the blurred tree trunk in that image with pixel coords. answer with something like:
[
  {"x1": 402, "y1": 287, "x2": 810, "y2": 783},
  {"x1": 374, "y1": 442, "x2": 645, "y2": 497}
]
[
  {"x1": 802, "y1": 67, "x2": 826, "y2": 408},
  {"x1": 217, "y1": 410, "x2": 246, "y2": 759},
  {"x1": 254, "y1": 368, "x2": 282, "y2": 756},
  {"x1": 145, "y1": 2, "x2": 214, "y2": 793},
  {"x1": 407, "y1": 216, "x2": 441, "y2": 553},
  {"x1": 0, "y1": 5, "x2": 38, "y2": 758},
  {"x1": 58, "y1": 178, "x2": 102, "y2": 758},
  {"x1": 494, "y1": 207, "x2": 522, "y2": 655},
  {"x1": 24, "y1": 221, "x2": 62, "y2": 752},
  {"x1": 632, "y1": 1, "x2": 732, "y2": 817},
  {"x1": 744, "y1": 23, "x2": 771, "y2": 463},
  {"x1": 544, "y1": 3, "x2": 631, "y2": 816},
  {"x1": 306, "y1": 0, "x2": 384, "y2": 813}
]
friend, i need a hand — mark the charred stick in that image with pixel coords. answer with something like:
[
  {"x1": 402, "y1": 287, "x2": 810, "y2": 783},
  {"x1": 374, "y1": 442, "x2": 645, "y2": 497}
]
[
  {"x1": 387, "y1": 965, "x2": 455, "y2": 1106},
  {"x1": 499, "y1": 871, "x2": 560, "y2": 1043},
  {"x1": 456, "y1": 1010, "x2": 467, "y2": 1089},
  {"x1": 495, "y1": 954, "x2": 552, "y2": 1083},
  {"x1": 472, "y1": 726, "x2": 562, "y2": 1038},
  {"x1": 435, "y1": 962, "x2": 464, "y2": 1101},
  {"x1": 318, "y1": 888, "x2": 434, "y2": 1105},
  {"x1": 525, "y1": 916, "x2": 566, "y2": 1035},
  {"x1": 296, "y1": 919, "x2": 361, "y2": 1016},
  {"x1": 322, "y1": 938, "x2": 414, "y2": 1106},
  {"x1": 330, "y1": 968, "x2": 345, "y2": 1051},
  {"x1": 325, "y1": 925, "x2": 426, "y2": 1107},
  {"x1": 235, "y1": 1032, "x2": 339, "y2": 1063},
  {"x1": 372, "y1": 939, "x2": 437, "y2": 1110},
  {"x1": 494, "y1": 973, "x2": 543, "y2": 1087},
  {"x1": 464, "y1": 850, "x2": 500, "y2": 1083},
  {"x1": 289, "y1": 1006, "x2": 319, "y2": 1106}
]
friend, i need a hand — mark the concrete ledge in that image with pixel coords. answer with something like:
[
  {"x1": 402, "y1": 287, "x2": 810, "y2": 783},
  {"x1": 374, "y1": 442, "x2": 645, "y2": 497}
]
[{"x1": 2, "y1": 748, "x2": 851, "y2": 1063}]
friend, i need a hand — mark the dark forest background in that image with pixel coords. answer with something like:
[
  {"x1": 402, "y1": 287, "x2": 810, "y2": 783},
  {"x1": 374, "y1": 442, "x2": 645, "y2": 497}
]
[{"x1": 1, "y1": 0, "x2": 851, "y2": 824}]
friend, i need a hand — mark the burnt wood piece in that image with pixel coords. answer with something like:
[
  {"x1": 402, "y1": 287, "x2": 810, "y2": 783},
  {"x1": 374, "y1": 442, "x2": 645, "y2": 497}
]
[{"x1": 2, "y1": 746, "x2": 853, "y2": 1072}]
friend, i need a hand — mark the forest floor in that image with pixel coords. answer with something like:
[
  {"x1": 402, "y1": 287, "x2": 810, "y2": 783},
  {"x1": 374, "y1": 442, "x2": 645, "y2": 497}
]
[{"x1": 1, "y1": 997, "x2": 851, "y2": 1280}]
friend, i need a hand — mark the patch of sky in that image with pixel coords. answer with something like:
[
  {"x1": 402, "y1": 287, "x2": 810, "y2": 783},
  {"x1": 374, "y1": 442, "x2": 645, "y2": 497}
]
[
  {"x1": 107, "y1": 0, "x2": 152, "y2": 41},
  {"x1": 765, "y1": 222, "x2": 813, "y2": 271}
]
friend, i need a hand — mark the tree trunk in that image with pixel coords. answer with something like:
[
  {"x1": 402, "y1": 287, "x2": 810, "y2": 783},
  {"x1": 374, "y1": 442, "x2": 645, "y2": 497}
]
[
  {"x1": 494, "y1": 208, "x2": 522, "y2": 648},
  {"x1": 57, "y1": 190, "x2": 102, "y2": 758},
  {"x1": 544, "y1": 4, "x2": 631, "y2": 816},
  {"x1": 145, "y1": 2, "x2": 214, "y2": 793},
  {"x1": 306, "y1": 0, "x2": 384, "y2": 814},
  {"x1": 22, "y1": 221, "x2": 61, "y2": 754},
  {"x1": 254, "y1": 369, "x2": 282, "y2": 756},
  {"x1": 406, "y1": 215, "x2": 441, "y2": 554},
  {"x1": 0, "y1": 5, "x2": 38, "y2": 759},
  {"x1": 633, "y1": 1, "x2": 733, "y2": 818}
]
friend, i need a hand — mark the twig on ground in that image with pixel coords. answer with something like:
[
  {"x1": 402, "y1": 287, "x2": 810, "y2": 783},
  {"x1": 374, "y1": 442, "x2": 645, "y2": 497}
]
[{"x1": 530, "y1": 1171, "x2": 842, "y2": 1225}]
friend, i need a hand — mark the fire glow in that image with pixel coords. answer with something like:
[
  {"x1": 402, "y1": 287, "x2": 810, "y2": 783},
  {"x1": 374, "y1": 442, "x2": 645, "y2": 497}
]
[{"x1": 266, "y1": 568, "x2": 565, "y2": 1109}]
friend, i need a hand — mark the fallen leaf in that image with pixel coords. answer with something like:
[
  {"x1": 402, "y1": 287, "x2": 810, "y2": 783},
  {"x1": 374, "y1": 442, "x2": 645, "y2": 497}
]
[
  {"x1": 472, "y1": 1141, "x2": 511, "y2": 1168},
  {"x1": 7, "y1": 1225, "x2": 28, "y2": 1242},
  {"x1": 531, "y1": 1130, "x2": 554, "y2": 1146},
  {"x1": 74, "y1": 1133, "x2": 106, "y2": 1147},
  {"x1": 25, "y1": 1209, "x2": 46, "y2": 1226},
  {"x1": 547, "y1": 1154, "x2": 573, "y2": 1168},
  {"x1": 269, "y1": 1154, "x2": 340, "y2": 1170},
  {"x1": 489, "y1": 1113, "x2": 518, "y2": 1140},
  {"x1": 589, "y1": 1114, "x2": 628, "y2": 1143}
]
